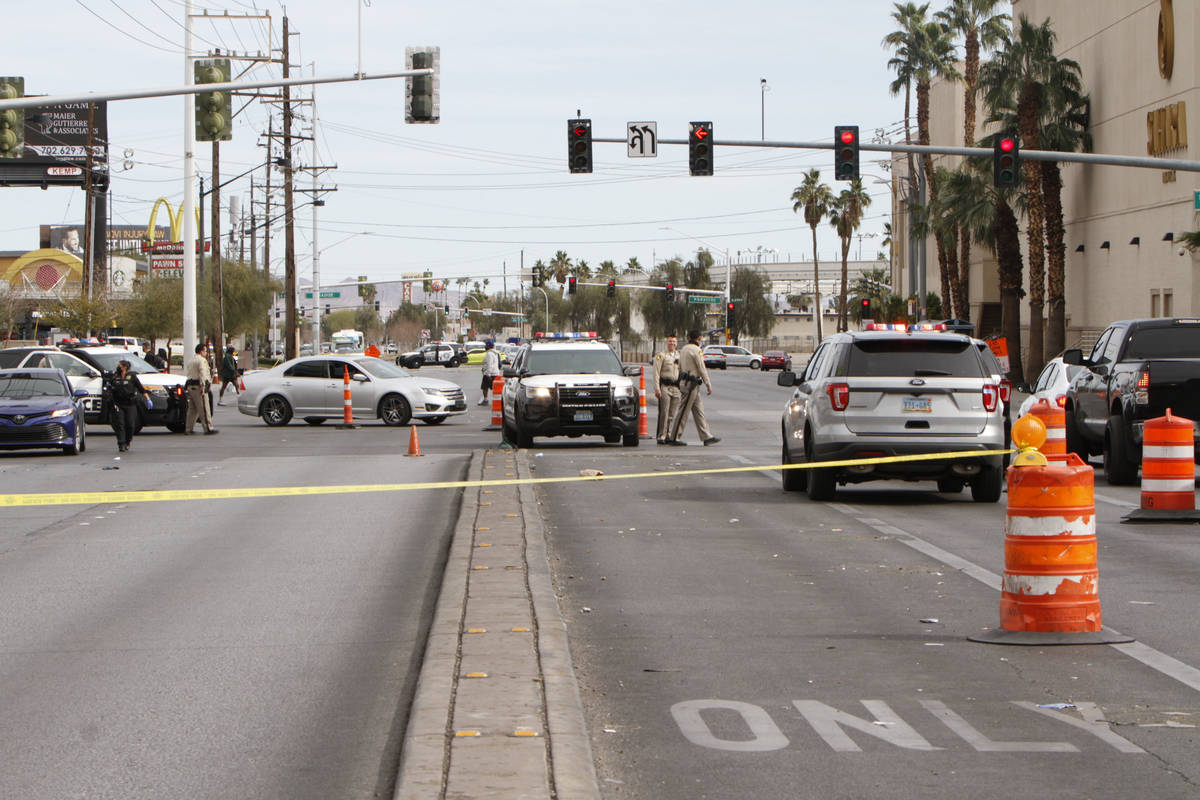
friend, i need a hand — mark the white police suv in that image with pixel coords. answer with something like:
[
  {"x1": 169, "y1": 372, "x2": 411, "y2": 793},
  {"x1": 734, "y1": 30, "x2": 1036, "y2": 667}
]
[{"x1": 500, "y1": 333, "x2": 643, "y2": 448}]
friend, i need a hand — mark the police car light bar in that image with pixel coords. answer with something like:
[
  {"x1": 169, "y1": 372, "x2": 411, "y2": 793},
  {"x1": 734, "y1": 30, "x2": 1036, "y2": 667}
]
[{"x1": 533, "y1": 331, "x2": 599, "y2": 339}]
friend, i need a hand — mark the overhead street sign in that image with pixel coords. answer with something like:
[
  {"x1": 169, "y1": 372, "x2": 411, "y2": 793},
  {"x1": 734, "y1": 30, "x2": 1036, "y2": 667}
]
[
  {"x1": 627, "y1": 122, "x2": 657, "y2": 158},
  {"x1": 688, "y1": 294, "x2": 723, "y2": 304}
]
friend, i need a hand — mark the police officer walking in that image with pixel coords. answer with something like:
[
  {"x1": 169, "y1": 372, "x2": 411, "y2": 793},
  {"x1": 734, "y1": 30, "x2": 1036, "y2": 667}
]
[
  {"x1": 108, "y1": 359, "x2": 150, "y2": 452},
  {"x1": 666, "y1": 330, "x2": 720, "y2": 446},
  {"x1": 653, "y1": 334, "x2": 682, "y2": 444},
  {"x1": 185, "y1": 343, "x2": 218, "y2": 435}
]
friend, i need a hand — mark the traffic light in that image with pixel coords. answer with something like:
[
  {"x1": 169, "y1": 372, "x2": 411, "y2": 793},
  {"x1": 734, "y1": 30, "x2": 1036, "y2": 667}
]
[
  {"x1": 532, "y1": 264, "x2": 544, "y2": 287},
  {"x1": 726, "y1": 301, "x2": 736, "y2": 328},
  {"x1": 374, "y1": 300, "x2": 381, "y2": 312},
  {"x1": 994, "y1": 134, "x2": 1019, "y2": 188},
  {"x1": 194, "y1": 58, "x2": 233, "y2": 142},
  {"x1": 606, "y1": 279, "x2": 615, "y2": 298},
  {"x1": 664, "y1": 283, "x2": 675, "y2": 302},
  {"x1": 834, "y1": 125, "x2": 859, "y2": 181},
  {"x1": 406, "y1": 47, "x2": 440, "y2": 123},
  {"x1": 568, "y1": 118, "x2": 593, "y2": 174},
  {"x1": 444, "y1": 305, "x2": 450, "y2": 314},
  {"x1": 688, "y1": 121, "x2": 713, "y2": 176},
  {"x1": 0, "y1": 76, "x2": 25, "y2": 159},
  {"x1": 568, "y1": 276, "x2": 577, "y2": 294}
]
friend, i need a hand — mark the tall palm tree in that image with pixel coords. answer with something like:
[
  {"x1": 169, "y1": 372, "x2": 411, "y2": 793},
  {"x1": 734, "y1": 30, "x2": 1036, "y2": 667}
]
[
  {"x1": 885, "y1": 3, "x2": 960, "y2": 317},
  {"x1": 937, "y1": 0, "x2": 1010, "y2": 319},
  {"x1": 790, "y1": 168, "x2": 834, "y2": 341},
  {"x1": 979, "y1": 15, "x2": 1063, "y2": 377},
  {"x1": 884, "y1": 2, "x2": 926, "y2": 216},
  {"x1": 939, "y1": 159, "x2": 1026, "y2": 384},
  {"x1": 549, "y1": 250, "x2": 572, "y2": 284},
  {"x1": 622, "y1": 256, "x2": 643, "y2": 275},
  {"x1": 828, "y1": 178, "x2": 872, "y2": 331}
]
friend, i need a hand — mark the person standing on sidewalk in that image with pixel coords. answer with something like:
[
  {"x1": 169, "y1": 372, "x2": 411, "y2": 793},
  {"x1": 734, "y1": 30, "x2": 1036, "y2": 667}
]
[
  {"x1": 108, "y1": 359, "x2": 150, "y2": 452},
  {"x1": 478, "y1": 340, "x2": 501, "y2": 406},
  {"x1": 653, "y1": 334, "x2": 682, "y2": 444},
  {"x1": 185, "y1": 343, "x2": 218, "y2": 435},
  {"x1": 218, "y1": 346, "x2": 239, "y2": 405},
  {"x1": 666, "y1": 330, "x2": 719, "y2": 446}
]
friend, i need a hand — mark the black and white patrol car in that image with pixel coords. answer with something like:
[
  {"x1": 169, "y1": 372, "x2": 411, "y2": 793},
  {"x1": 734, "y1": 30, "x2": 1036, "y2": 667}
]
[{"x1": 500, "y1": 333, "x2": 643, "y2": 448}]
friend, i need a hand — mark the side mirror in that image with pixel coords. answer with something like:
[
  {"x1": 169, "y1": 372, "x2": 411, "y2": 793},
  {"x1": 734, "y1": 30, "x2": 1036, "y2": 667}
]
[
  {"x1": 73, "y1": 388, "x2": 89, "y2": 399},
  {"x1": 777, "y1": 370, "x2": 798, "y2": 387},
  {"x1": 351, "y1": 373, "x2": 369, "y2": 382},
  {"x1": 502, "y1": 367, "x2": 517, "y2": 378},
  {"x1": 1061, "y1": 348, "x2": 1084, "y2": 366},
  {"x1": 623, "y1": 365, "x2": 642, "y2": 377}
]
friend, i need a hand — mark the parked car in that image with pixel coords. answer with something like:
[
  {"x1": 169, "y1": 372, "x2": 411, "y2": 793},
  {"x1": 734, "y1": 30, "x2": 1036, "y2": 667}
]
[
  {"x1": 465, "y1": 347, "x2": 510, "y2": 366},
  {"x1": 704, "y1": 344, "x2": 763, "y2": 369},
  {"x1": 64, "y1": 345, "x2": 188, "y2": 432},
  {"x1": 238, "y1": 355, "x2": 467, "y2": 427},
  {"x1": 701, "y1": 347, "x2": 727, "y2": 370},
  {"x1": 1063, "y1": 317, "x2": 1200, "y2": 484},
  {"x1": 397, "y1": 342, "x2": 465, "y2": 369},
  {"x1": 777, "y1": 329, "x2": 1006, "y2": 502},
  {"x1": 0, "y1": 347, "x2": 104, "y2": 423},
  {"x1": 1017, "y1": 357, "x2": 1084, "y2": 419},
  {"x1": 0, "y1": 368, "x2": 87, "y2": 455},
  {"x1": 760, "y1": 350, "x2": 792, "y2": 371}
]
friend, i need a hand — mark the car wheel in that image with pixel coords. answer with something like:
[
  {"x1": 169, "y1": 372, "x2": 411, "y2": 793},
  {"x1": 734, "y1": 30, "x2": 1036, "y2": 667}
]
[
  {"x1": 516, "y1": 426, "x2": 534, "y2": 449},
  {"x1": 622, "y1": 432, "x2": 639, "y2": 447},
  {"x1": 1064, "y1": 408, "x2": 1088, "y2": 460},
  {"x1": 937, "y1": 477, "x2": 964, "y2": 493},
  {"x1": 502, "y1": 418, "x2": 517, "y2": 445},
  {"x1": 749, "y1": 359, "x2": 761, "y2": 370},
  {"x1": 604, "y1": 432, "x2": 621, "y2": 444},
  {"x1": 166, "y1": 420, "x2": 186, "y2": 433},
  {"x1": 1104, "y1": 413, "x2": 1139, "y2": 486},
  {"x1": 781, "y1": 437, "x2": 806, "y2": 492},
  {"x1": 379, "y1": 394, "x2": 412, "y2": 426},
  {"x1": 260, "y1": 395, "x2": 293, "y2": 426},
  {"x1": 423, "y1": 416, "x2": 447, "y2": 425},
  {"x1": 971, "y1": 466, "x2": 1003, "y2": 503},
  {"x1": 304, "y1": 417, "x2": 326, "y2": 425},
  {"x1": 445, "y1": 358, "x2": 460, "y2": 368},
  {"x1": 63, "y1": 421, "x2": 83, "y2": 455}
]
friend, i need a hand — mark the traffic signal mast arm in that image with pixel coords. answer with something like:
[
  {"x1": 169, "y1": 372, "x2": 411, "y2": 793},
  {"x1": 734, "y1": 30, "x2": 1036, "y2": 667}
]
[{"x1": 585, "y1": 134, "x2": 1200, "y2": 173}]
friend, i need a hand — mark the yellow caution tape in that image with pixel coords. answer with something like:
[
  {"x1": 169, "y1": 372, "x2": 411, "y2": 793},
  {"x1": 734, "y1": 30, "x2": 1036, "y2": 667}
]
[{"x1": 0, "y1": 449, "x2": 1012, "y2": 509}]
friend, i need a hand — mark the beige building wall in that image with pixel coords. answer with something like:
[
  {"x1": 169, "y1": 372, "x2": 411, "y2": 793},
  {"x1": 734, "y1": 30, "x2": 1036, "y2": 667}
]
[{"x1": 894, "y1": 0, "x2": 1199, "y2": 358}]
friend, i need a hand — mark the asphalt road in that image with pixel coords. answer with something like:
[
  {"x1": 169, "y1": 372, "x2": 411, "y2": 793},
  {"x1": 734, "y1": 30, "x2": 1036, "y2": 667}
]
[
  {"x1": 0, "y1": 398, "x2": 484, "y2": 800},
  {"x1": 530, "y1": 365, "x2": 1200, "y2": 800}
]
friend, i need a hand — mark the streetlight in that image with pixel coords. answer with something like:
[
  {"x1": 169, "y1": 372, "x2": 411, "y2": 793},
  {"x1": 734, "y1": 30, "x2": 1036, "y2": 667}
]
[
  {"x1": 760, "y1": 78, "x2": 769, "y2": 140},
  {"x1": 660, "y1": 226, "x2": 733, "y2": 343},
  {"x1": 309, "y1": 230, "x2": 371, "y2": 349}
]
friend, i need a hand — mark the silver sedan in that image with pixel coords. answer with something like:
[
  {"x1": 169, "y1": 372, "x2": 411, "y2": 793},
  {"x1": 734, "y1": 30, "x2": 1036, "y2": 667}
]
[{"x1": 238, "y1": 355, "x2": 467, "y2": 427}]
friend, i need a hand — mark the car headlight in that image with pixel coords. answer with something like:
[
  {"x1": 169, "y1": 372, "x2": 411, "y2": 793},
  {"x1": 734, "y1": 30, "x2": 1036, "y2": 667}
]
[
  {"x1": 614, "y1": 384, "x2": 636, "y2": 400},
  {"x1": 51, "y1": 408, "x2": 74, "y2": 418},
  {"x1": 523, "y1": 386, "x2": 552, "y2": 400}
]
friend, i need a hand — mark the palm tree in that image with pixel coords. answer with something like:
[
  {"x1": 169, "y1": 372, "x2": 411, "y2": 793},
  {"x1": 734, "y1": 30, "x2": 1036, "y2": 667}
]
[
  {"x1": 979, "y1": 15, "x2": 1064, "y2": 377},
  {"x1": 790, "y1": 168, "x2": 835, "y2": 341},
  {"x1": 937, "y1": 1, "x2": 1009, "y2": 318},
  {"x1": 884, "y1": 2, "x2": 926, "y2": 215},
  {"x1": 828, "y1": 178, "x2": 872, "y2": 331},
  {"x1": 885, "y1": 3, "x2": 960, "y2": 314},
  {"x1": 549, "y1": 250, "x2": 572, "y2": 284},
  {"x1": 622, "y1": 256, "x2": 643, "y2": 275},
  {"x1": 939, "y1": 158, "x2": 1026, "y2": 384}
]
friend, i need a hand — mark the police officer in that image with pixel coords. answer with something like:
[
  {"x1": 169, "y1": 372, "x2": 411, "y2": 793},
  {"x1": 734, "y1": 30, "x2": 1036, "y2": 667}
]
[
  {"x1": 108, "y1": 359, "x2": 150, "y2": 452},
  {"x1": 185, "y1": 343, "x2": 218, "y2": 435},
  {"x1": 666, "y1": 330, "x2": 720, "y2": 446},
  {"x1": 653, "y1": 334, "x2": 682, "y2": 444}
]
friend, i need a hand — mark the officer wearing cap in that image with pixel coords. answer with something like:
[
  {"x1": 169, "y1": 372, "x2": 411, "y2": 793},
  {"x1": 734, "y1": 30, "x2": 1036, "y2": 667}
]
[
  {"x1": 665, "y1": 330, "x2": 719, "y2": 446},
  {"x1": 653, "y1": 334, "x2": 682, "y2": 444}
]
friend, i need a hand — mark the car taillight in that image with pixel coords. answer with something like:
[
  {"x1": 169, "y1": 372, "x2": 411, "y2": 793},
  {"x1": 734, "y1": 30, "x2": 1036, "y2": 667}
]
[
  {"x1": 1135, "y1": 368, "x2": 1150, "y2": 404},
  {"x1": 826, "y1": 381, "x2": 850, "y2": 411},
  {"x1": 1054, "y1": 393, "x2": 1067, "y2": 408},
  {"x1": 982, "y1": 383, "x2": 998, "y2": 412},
  {"x1": 998, "y1": 379, "x2": 1011, "y2": 404}
]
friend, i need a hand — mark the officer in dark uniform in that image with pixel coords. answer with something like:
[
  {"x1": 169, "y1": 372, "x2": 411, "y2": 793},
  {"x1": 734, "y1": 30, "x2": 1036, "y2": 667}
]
[{"x1": 108, "y1": 359, "x2": 150, "y2": 452}]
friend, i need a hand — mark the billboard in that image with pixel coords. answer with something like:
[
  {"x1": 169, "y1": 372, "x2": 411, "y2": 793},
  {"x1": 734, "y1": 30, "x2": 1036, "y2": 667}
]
[
  {"x1": 0, "y1": 100, "x2": 108, "y2": 188},
  {"x1": 49, "y1": 225, "x2": 85, "y2": 256}
]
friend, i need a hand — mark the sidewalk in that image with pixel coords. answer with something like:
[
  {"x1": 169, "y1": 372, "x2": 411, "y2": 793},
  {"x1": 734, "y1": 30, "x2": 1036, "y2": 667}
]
[{"x1": 395, "y1": 448, "x2": 599, "y2": 800}]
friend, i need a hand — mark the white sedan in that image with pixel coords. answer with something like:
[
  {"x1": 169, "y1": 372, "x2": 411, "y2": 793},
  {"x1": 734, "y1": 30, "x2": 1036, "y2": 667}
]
[
  {"x1": 238, "y1": 355, "x2": 467, "y2": 427},
  {"x1": 1017, "y1": 357, "x2": 1084, "y2": 418}
]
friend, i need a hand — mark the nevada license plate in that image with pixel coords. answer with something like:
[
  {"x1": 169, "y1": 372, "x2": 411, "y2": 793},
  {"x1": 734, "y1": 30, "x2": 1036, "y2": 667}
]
[
  {"x1": 902, "y1": 397, "x2": 932, "y2": 413},
  {"x1": 573, "y1": 410, "x2": 594, "y2": 422}
]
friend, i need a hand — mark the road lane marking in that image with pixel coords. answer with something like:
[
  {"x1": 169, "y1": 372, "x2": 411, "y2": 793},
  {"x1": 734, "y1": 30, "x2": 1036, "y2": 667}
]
[
  {"x1": 0, "y1": 449, "x2": 1012, "y2": 508},
  {"x1": 920, "y1": 699, "x2": 1076, "y2": 752},
  {"x1": 792, "y1": 700, "x2": 941, "y2": 752}
]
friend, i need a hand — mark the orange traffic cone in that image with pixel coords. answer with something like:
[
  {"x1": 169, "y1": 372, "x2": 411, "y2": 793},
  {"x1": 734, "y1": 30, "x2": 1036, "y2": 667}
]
[
  {"x1": 405, "y1": 424, "x2": 423, "y2": 457},
  {"x1": 638, "y1": 365, "x2": 650, "y2": 439}
]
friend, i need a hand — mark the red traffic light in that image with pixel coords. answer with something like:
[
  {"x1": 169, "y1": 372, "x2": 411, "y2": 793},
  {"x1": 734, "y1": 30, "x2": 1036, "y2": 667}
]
[
  {"x1": 572, "y1": 125, "x2": 587, "y2": 138},
  {"x1": 840, "y1": 129, "x2": 856, "y2": 144},
  {"x1": 999, "y1": 137, "x2": 1015, "y2": 152},
  {"x1": 727, "y1": 302, "x2": 735, "y2": 311},
  {"x1": 861, "y1": 298, "x2": 870, "y2": 309}
]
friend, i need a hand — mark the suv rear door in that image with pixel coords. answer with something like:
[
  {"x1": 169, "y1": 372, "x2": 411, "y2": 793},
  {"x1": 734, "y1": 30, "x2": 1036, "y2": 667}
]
[{"x1": 838, "y1": 337, "x2": 991, "y2": 436}]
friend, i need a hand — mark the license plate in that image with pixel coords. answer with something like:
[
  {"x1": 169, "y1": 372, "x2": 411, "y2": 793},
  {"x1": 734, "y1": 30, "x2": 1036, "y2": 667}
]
[
  {"x1": 902, "y1": 397, "x2": 932, "y2": 413},
  {"x1": 573, "y1": 410, "x2": 593, "y2": 422}
]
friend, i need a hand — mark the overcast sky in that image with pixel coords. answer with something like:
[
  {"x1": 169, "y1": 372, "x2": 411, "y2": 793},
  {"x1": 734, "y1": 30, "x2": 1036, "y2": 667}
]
[{"x1": 4, "y1": 0, "x2": 912, "y2": 288}]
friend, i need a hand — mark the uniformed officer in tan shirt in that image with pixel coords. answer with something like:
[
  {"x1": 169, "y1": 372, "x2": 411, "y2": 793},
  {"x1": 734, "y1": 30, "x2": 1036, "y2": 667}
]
[
  {"x1": 653, "y1": 335, "x2": 682, "y2": 444},
  {"x1": 666, "y1": 330, "x2": 719, "y2": 446},
  {"x1": 185, "y1": 343, "x2": 218, "y2": 434}
]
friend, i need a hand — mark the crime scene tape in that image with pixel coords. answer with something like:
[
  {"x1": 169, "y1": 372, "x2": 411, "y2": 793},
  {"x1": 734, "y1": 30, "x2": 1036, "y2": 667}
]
[{"x1": 0, "y1": 449, "x2": 1013, "y2": 509}]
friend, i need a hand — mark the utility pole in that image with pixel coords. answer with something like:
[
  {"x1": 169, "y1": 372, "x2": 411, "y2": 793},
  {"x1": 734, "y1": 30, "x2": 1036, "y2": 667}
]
[
  {"x1": 211, "y1": 138, "x2": 222, "y2": 349},
  {"x1": 282, "y1": 14, "x2": 297, "y2": 361}
]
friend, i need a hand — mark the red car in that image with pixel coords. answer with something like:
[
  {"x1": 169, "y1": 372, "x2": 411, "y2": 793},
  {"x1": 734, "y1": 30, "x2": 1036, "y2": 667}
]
[{"x1": 760, "y1": 350, "x2": 791, "y2": 371}]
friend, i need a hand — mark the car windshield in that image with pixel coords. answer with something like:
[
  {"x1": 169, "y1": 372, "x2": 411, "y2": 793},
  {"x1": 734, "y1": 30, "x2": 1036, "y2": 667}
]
[
  {"x1": 354, "y1": 358, "x2": 412, "y2": 379},
  {"x1": 524, "y1": 348, "x2": 622, "y2": 375},
  {"x1": 0, "y1": 374, "x2": 67, "y2": 398},
  {"x1": 83, "y1": 351, "x2": 160, "y2": 374},
  {"x1": 1123, "y1": 326, "x2": 1200, "y2": 359},
  {"x1": 848, "y1": 339, "x2": 983, "y2": 378},
  {"x1": 0, "y1": 351, "x2": 28, "y2": 368}
]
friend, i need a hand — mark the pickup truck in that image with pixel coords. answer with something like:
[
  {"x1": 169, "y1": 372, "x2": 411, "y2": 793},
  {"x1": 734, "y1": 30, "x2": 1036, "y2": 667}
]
[{"x1": 1062, "y1": 317, "x2": 1200, "y2": 484}]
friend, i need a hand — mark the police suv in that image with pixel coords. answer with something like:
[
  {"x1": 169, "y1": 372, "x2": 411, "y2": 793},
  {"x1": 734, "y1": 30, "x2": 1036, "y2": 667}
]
[{"x1": 501, "y1": 333, "x2": 643, "y2": 448}]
